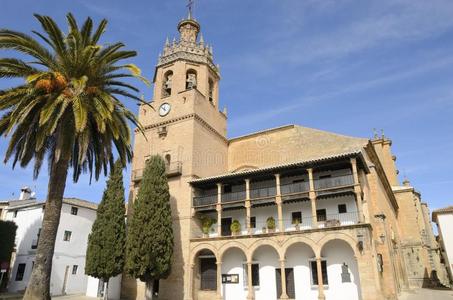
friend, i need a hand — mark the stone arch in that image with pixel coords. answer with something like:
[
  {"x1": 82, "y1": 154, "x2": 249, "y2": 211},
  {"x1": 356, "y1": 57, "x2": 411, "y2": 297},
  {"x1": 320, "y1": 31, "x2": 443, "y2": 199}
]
[
  {"x1": 190, "y1": 243, "x2": 218, "y2": 264},
  {"x1": 249, "y1": 238, "x2": 283, "y2": 260},
  {"x1": 218, "y1": 241, "x2": 249, "y2": 262},
  {"x1": 318, "y1": 232, "x2": 359, "y2": 258},
  {"x1": 282, "y1": 235, "x2": 318, "y2": 259},
  {"x1": 186, "y1": 68, "x2": 197, "y2": 90},
  {"x1": 162, "y1": 70, "x2": 173, "y2": 97}
]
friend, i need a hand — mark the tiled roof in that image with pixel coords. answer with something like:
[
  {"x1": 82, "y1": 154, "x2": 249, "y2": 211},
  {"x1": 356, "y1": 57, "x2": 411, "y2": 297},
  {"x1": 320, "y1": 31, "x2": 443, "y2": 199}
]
[
  {"x1": 190, "y1": 150, "x2": 364, "y2": 184},
  {"x1": 432, "y1": 206, "x2": 453, "y2": 222},
  {"x1": 63, "y1": 198, "x2": 98, "y2": 210},
  {"x1": 4, "y1": 198, "x2": 97, "y2": 211}
]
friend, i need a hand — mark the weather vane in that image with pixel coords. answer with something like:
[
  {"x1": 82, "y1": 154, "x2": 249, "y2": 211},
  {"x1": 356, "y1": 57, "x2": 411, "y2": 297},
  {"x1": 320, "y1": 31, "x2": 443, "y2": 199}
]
[{"x1": 187, "y1": 0, "x2": 195, "y2": 17}]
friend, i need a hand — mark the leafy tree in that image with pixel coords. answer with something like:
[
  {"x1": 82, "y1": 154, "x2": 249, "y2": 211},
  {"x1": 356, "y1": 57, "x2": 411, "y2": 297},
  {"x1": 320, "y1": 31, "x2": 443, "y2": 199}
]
[
  {"x1": 0, "y1": 221, "x2": 17, "y2": 288},
  {"x1": 0, "y1": 14, "x2": 146, "y2": 299},
  {"x1": 85, "y1": 160, "x2": 126, "y2": 299},
  {"x1": 126, "y1": 155, "x2": 174, "y2": 300}
]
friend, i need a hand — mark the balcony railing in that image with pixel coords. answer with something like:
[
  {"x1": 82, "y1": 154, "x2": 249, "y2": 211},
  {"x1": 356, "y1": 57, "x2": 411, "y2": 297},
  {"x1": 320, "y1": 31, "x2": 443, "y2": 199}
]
[
  {"x1": 250, "y1": 186, "x2": 276, "y2": 199},
  {"x1": 222, "y1": 191, "x2": 246, "y2": 203},
  {"x1": 281, "y1": 181, "x2": 310, "y2": 195},
  {"x1": 193, "y1": 194, "x2": 217, "y2": 207},
  {"x1": 196, "y1": 211, "x2": 359, "y2": 238},
  {"x1": 193, "y1": 174, "x2": 355, "y2": 208},
  {"x1": 314, "y1": 174, "x2": 353, "y2": 190},
  {"x1": 132, "y1": 161, "x2": 182, "y2": 181}
]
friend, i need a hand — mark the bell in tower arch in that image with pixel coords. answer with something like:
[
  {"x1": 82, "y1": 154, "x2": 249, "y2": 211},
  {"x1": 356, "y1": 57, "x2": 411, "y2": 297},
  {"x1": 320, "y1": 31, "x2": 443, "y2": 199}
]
[{"x1": 186, "y1": 70, "x2": 197, "y2": 90}]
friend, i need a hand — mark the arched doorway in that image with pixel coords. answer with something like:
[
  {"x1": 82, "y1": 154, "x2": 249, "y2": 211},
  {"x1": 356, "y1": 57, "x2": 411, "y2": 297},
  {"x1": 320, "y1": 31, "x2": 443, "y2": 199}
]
[
  {"x1": 320, "y1": 239, "x2": 361, "y2": 300},
  {"x1": 285, "y1": 242, "x2": 317, "y2": 300},
  {"x1": 251, "y1": 245, "x2": 280, "y2": 300},
  {"x1": 221, "y1": 247, "x2": 247, "y2": 300},
  {"x1": 193, "y1": 249, "x2": 217, "y2": 300}
]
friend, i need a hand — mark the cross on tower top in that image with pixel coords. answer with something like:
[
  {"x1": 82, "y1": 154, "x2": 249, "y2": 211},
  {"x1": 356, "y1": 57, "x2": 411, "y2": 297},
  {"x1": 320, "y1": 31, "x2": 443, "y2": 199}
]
[{"x1": 187, "y1": 0, "x2": 195, "y2": 19}]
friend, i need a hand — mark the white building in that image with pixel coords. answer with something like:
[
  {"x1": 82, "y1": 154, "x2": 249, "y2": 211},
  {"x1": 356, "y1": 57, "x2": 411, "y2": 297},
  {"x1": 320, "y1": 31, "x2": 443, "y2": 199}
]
[
  {"x1": 4, "y1": 196, "x2": 98, "y2": 296},
  {"x1": 433, "y1": 206, "x2": 453, "y2": 285}
]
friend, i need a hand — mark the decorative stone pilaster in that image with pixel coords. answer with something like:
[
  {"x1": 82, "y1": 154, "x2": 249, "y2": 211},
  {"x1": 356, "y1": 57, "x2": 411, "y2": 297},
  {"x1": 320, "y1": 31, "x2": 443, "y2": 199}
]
[
  {"x1": 351, "y1": 157, "x2": 364, "y2": 223},
  {"x1": 216, "y1": 262, "x2": 222, "y2": 300},
  {"x1": 245, "y1": 179, "x2": 251, "y2": 233},
  {"x1": 275, "y1": 174, "x2": 284, "y2": 232},
  {"x1": 308, "y1": 168, "x2": 318, "y2": 228},
  {"x1": 246, "y1": 261, "x2": 255, "y2": 300},
  {"x1": 316, "y1": 257, "x2": 325, "y2": 300},
  {"x1": 217, "y1": 183, "x2": 222, "y2": 236},
  {"x1": 185, "y1": 263, "x2": 195, "y2": 300},
  {"x1": 279, "y1": 259, "x2": 289, "y2": 300}
]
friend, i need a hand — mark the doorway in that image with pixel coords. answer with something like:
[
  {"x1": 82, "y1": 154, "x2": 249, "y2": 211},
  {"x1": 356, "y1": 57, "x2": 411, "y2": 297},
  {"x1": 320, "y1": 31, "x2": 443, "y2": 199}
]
[{"x1": 221, "y1": 218, "x2": 232, "y2": 236}]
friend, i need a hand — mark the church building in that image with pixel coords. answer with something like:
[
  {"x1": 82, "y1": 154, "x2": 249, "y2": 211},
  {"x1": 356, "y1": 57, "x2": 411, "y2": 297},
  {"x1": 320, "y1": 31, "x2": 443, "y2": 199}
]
[{"x1": 121, "y1": 9, "x2": 448, "y2": 300}]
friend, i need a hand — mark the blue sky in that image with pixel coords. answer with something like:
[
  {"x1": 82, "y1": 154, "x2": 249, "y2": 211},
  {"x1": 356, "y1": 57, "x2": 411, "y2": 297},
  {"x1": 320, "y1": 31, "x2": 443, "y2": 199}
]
[{"x1": 0, "y1": 0, "x2": 452, "y2": 212}]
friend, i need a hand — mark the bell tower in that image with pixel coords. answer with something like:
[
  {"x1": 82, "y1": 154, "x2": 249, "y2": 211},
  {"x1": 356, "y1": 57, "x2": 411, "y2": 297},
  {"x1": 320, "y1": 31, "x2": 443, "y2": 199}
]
[{"x1": 125, "y1": 8, "x2": 228, "y2": 300}]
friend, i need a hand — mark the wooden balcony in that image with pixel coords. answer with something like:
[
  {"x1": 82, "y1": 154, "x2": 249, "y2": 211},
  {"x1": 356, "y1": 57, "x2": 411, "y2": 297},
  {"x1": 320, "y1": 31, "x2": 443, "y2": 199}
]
[{"x1": 132, "y1": 161, "x2": 182, "y2": 182}]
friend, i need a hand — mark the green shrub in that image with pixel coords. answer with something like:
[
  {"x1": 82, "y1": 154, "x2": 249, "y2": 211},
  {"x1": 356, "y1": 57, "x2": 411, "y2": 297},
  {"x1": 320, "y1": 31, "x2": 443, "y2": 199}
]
[
  {"x1": 201, "y1": 216, "x2": 217, "y2": 234},
  {"x1": 266, "y1": 217, "x2": 276, "y2": 229},
  {"x1": 230, "y1": 219, "x2": 241, "y2": 234}
]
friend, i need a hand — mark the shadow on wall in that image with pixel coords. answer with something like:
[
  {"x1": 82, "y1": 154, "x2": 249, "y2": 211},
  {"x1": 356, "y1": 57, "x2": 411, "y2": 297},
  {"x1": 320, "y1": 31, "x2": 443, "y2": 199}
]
[{"x1": 121, "y1": 194, "x2": 185, "y2": 300}]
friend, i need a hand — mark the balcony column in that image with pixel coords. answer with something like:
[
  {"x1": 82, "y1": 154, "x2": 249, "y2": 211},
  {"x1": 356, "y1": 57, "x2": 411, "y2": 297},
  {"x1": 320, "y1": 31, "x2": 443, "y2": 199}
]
[
  {"x1": 186, "y1": 263, "x2": 195, "y2": 300},
  {"x1": 350, "y1": 157, "x2": 364, "y2": 223},
  {"x1": 216, "y1": 261, "x2": 222, "y2": 300},
  {"x1": 308, "y1": 168, "x2": 318, "y2": 228},
  {"x1": 245, "y1": 179, "x2": 252, "y2": 234},
  {"x1": 316, "y1": 257, "x2": 325, "y2": 300},
  {"x1": 246, "y1": 261, "x2": 255, "y2": 300},
  {"x1": 217, "y1": 183, "x2": 222, "y2": 236},
  {"x1": 275, "y1": 174, "x2": 284, "y2": 232},
  {"x1": 279, "y1": 259, "x2": 289, "y2": 300}
]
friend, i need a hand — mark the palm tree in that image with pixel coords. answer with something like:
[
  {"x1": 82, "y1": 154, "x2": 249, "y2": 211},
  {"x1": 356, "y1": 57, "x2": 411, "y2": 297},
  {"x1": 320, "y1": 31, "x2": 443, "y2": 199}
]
[{"x1": 0, "y1": 14, "x2": 147, "y2": 299}]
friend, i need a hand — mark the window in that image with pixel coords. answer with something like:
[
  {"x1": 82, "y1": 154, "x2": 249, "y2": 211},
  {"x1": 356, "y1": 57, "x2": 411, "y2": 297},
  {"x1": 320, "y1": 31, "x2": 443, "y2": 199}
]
[
  {"x1": 291, "y1": 212, "x2": 302, "y2": 224},
  {"x1": 316, "y1": 209, "x2": 327, "y2": 222},
  {"x1": 71, "y1": 206, "x2": 78, "y2": 215},
  {"x1": 200, "y1": 257, "x2": 216, "y2": 290},
  {"x1": 223, "y1": 185, "x2": 232, "y2": 193},
  {"x1": 208, "y1": 79, "x2": 214, "y2": 102},
  {"x1": 310, "y1": 260, "x2": 328, "y2": 285},
  {"x1": 276, "y1": 268, "x2": 295, "y2": 299},
  {"x1": 31, "y1": 228, "x2": 41, "y2": 249},
  {"x1": 72, "y1": 265, "x2": 78, "y2": 275},
  {"x1": 13, "y1": 210, "x2": 18, "y2": 218},
  {"x1": 338, "y1": 204, "x2": 347, "y2": 214},
  {"x1": 251, "y1": 263, "x2": 260, "y2": 286},
  {"x1": 63, "y1": 231, "x2": 72, "y2": 242},
  {"x1": 250, "y1": 217, "x2": 256, "y2": 229},
  {"x1": 15, "y1": 263, "x2": 26, "y2": 281},
  {"x1": 162, "y1": 71, "x2": 173, "y2": 97},
  {"x1": 186, "y1": 70, "x2": 197, "y2": 90}
]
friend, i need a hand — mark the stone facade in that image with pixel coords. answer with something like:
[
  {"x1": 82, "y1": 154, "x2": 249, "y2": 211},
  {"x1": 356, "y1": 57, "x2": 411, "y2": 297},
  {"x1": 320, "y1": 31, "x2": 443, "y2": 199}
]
[{"x1": 122, "y1": 12, "x2": 444, "y2": 300}]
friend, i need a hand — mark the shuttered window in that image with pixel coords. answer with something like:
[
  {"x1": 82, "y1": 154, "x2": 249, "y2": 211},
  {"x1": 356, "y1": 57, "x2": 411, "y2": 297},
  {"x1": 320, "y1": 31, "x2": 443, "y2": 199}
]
[
  {"x1": 310, "y1": 260, "x2": 328, "y2": 285},
  {"x1": 200, "y1": 257, "x2": 217, "y2": 290},
  {"x1": 275, "y1": 268, "x2": 295, "y2": 299}
]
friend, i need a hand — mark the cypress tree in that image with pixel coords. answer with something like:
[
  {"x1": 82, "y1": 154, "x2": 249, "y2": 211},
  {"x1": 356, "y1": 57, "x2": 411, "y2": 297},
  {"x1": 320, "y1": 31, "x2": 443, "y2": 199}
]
[
  {"x1": 125, "y1": 155, "x2": 174, "y2": 299},
  {"x1": 85, "y1": 160, "x2": 126, "y2": 299}
]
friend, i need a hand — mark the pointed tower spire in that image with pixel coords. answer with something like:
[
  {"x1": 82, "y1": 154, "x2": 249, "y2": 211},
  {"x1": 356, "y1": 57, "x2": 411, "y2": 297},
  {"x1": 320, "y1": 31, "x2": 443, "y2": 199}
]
[
  {"x1": 199, "y1": 32, "x2": 204, "y2": 45},
  {"x1": 165, "y1": 37, "x2": 170, "y2": 47}
]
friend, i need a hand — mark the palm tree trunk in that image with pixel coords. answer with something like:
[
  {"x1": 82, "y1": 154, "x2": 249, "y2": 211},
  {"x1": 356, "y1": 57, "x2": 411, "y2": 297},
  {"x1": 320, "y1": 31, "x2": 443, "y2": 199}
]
[{"x1": 23, "y1": 156, "x2": 70, "y2": 300}]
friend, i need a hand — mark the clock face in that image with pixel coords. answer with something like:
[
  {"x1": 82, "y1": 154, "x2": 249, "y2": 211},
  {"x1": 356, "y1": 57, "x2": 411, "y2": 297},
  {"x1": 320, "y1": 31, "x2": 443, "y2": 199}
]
[{"x1": 159, "y1": 103, "x2": 171, "y2": 117}]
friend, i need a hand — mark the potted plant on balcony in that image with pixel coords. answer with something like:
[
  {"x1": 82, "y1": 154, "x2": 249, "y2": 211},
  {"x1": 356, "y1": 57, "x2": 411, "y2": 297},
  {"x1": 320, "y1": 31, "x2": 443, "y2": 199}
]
[
  {"x1": 230, "y1": 219, "x2": 241, "y2": 236},
  {"x1": 200, "y1": 216, "x2": 217, "y2": 238},
  {"x1": 293, "y1": 218, "x2": 301, "y2": 231},
  {"x1": 266, "y1": 217, "x2": 276, "y2": 233}
]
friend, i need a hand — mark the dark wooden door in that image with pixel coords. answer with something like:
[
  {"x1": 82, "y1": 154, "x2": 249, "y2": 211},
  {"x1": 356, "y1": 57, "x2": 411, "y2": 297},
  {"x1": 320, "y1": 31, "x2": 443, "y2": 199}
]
[{"x1": 221, "y1": 217, "x2": 232, "y2": 236}]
